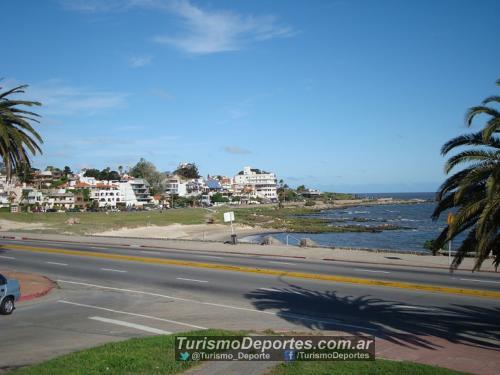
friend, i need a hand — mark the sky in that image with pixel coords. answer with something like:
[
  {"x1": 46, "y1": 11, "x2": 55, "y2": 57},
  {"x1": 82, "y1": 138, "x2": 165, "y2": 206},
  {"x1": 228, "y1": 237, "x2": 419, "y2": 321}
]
[{"x1": 2, "y1": 0, "x2": 499, "y2": 193}]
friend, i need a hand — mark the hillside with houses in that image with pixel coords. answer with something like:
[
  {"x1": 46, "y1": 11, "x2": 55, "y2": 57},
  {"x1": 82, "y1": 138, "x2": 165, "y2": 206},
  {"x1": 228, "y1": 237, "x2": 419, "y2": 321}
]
[{"x1": 0, "y1": 162, "x2": 314, "y2": 213}]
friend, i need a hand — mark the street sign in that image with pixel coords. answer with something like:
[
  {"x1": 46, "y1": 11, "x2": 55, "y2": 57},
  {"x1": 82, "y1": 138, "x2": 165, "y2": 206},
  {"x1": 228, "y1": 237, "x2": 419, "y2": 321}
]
[{"x1": 224, "y1": 211, "x2": 235, "y2": 223}]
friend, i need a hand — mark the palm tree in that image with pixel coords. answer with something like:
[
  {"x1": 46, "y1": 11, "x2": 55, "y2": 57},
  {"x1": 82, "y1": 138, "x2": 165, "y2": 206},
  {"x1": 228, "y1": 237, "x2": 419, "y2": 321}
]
[
  {"x1": 432, "y1": 79, "x2": 500, "y2": 271},
  {"x1": 0, "y1": 84, "x2": 43, "y2": 179}
]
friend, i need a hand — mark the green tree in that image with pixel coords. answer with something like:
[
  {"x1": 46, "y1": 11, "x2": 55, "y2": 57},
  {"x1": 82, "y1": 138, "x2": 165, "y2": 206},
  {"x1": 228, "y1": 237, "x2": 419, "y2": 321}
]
[
  {"x1": 211, "y1": 192, "x2": 229, "y2": 203},
  {"x1": 63, "y1": 166, "x2": 73, "y2": 176},
  {"x1": 432, "y1": 79, "x2": 500, "y2": 271},
  {"x1": 84, "y1": 168, "x2": 100, "y2": 178},
  {"x1": 175, "y1": 163, "x2": 200, "y2": 179},
  {"x1": 130, "y1": 158, "x2": 165, "y2": 194},
  {"x1": 98, "y1": 167, "x2": 120, "y2": 181},
  {"x1": 0, "y1": 84, "x2": 43, "y2": 179},
  {"x1": 15, "y1": 161, "x2": 34, "y2": 183}
]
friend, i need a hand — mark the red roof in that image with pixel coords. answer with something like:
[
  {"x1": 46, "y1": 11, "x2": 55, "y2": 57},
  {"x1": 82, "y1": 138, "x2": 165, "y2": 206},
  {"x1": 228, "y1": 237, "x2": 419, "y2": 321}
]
[{"x1": 75, "y1": 182, "x2": 91, "y2": 188}]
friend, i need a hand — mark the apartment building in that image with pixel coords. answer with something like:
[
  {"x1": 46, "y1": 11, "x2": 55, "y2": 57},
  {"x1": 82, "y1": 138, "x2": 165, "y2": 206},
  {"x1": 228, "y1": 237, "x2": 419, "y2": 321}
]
[
  {"x1": 44, "y1": 191, "x2": 75, "y2": 210},
  {"x1": 234, "y1": 166, "x2": 278, "y2": 201},
  {"x1": 165, "y1": 175, "x2": 188, "y2": 197},
  {"x1": 91, "y1": 183, "x2": 123, "y2": 208}
]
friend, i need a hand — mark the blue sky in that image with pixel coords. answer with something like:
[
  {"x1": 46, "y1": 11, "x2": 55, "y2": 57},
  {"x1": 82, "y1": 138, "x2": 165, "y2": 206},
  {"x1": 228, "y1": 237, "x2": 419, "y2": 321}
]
[{"x1": 2, "y1": 0, "x2": 499, "y2": 193}]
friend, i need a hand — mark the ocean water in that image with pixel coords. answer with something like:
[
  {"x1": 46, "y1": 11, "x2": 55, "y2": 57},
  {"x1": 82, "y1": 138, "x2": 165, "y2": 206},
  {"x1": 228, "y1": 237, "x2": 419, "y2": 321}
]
[{"x1": 244, "y1": 192, "x2": 459, "y2": 253}]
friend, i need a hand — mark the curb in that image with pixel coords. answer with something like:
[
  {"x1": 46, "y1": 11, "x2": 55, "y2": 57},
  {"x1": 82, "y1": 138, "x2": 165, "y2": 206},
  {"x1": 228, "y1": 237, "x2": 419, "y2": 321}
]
[
  {"x1": 320, "y1": 258, "x2": 466, "y2": 272},
  {"x1": 1, "y1": 233, "x2": 496, "y2": 273},
  {"x1": 19, "y1": 276, "x2": 56, "y2": 302}
]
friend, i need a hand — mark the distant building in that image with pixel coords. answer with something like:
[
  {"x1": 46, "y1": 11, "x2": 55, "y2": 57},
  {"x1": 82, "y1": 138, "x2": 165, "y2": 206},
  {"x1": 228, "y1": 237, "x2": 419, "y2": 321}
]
[
  {"x1": 44, "y1": 191, "x2": 75, "y2": 210},
  {"x1": 300, "y1": 188, "x2": 322, "y2": 198},
  {"x1": 165, "y1": 175, "x2": 188, "y2": 197},
  {"x1": 234, "y1": 166, "x2": 278, "y2": 201},
  {"x1": 91, "y1": 183, "x2": 123, "y2": 208},
  {"x1": 116, "y1": 179, "x2": 152, "y2": 207}
]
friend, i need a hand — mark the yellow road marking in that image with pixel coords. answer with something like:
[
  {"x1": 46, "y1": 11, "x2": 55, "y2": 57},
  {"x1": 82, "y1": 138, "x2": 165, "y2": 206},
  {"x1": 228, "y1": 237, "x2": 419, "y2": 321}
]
[{"x1": 5, "y1": 244, "x2": 500, "y2": 299}]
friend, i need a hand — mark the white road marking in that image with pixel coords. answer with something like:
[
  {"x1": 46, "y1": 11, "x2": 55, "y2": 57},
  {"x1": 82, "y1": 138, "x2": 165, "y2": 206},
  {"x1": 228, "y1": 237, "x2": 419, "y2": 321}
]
[
  {"x1": 100, "y1": 268, "x2": 127, "y2": 273},
  {"x1": 197, "y1": 255, "x2": 224, "y2": 260},
  {"x1": 89, "y1": 316, "x2": 171, "y2": 334},
  {"x1": 141, "y1": 250, "x2": 158, "y2": 254},
  {"x1": 176, "y1": 277, "x2": 208, "y2": 283},
  {"x1": 58, "y1": 300, "x2": 205, "y2": 329},
  {"x1": 0, "y1": 255, "x2": 15, "y2": 260},
  {"x1": 45, "y1": 261, "x2": 68, "y2": 266},
  {"x1": 393, "y1": 305, "x2": 436, "y2": 311},
  {"x1": 459, "y1": 278, "x2": 500, "y2": 284},
  {"x1": 354, "y1": 269, "x2": 390, "y2": 274},
  {"x1": 57, "y1": 279, "x2": 375, "y2": 331},
  {"x1": 268, "y1": 261, "x2": 296, "y2": 266}
]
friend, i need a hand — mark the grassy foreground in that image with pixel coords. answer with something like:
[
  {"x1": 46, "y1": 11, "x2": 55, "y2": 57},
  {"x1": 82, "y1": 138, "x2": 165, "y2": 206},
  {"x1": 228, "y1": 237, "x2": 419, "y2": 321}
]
[
  {"x1": 0, "y1": 209, "x2": 207, "y2": 235},
  {"x1": 269, "y1": 360, "x2": 466, "y2": 375},
  {"x1": 0, "y1": 205, "x2": 406, "y2": 236},
  {"x1": 9, "y1": 329, "x2": 233, "y2": 375},
  {"x1": 9, "y1": 330, "x2": 465, "y2": 375}
]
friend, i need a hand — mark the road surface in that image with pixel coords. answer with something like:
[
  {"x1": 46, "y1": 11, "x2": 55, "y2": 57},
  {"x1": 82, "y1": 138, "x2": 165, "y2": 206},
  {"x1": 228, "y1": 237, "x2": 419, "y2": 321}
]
[{"x1": 0, "y1": 238, "x2": 499, "y2": 373}]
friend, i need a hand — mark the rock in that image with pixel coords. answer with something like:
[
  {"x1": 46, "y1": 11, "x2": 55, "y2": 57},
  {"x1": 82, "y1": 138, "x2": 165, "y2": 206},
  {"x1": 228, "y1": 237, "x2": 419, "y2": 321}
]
[
  {"x1": 260, "y1": 236, "x2": 283, "y2": 246},
  {"x1": 66, "y1": 217, "x2": 80, "y2": 225},
  {"x1": 299, "y1": 238, "x2": 317, "y2": 247}
]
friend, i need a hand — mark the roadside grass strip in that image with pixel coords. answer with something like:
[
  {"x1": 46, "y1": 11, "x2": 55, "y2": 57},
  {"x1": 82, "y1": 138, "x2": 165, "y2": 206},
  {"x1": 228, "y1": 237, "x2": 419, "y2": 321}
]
[
  {"x1": 6, "y1": 244, "x2": 500, "y2": 299},
  {"x1": 8, "y1": 329, "x2": 465, "y2": 375},
  {"x1": 268, "y1": 359, "x2": 467, "y2": 375},
  {"x1": 8, "y1": 329, "x2": 231, "y2": 375}
]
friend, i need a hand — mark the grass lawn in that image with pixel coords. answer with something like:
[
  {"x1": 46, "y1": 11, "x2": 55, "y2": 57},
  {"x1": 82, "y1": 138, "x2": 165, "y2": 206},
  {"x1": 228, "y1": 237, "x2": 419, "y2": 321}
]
[
  {"x1": 8, "y1": 330, "x2": 466, "y2": 375},
  {"x1": 0, "y1": 209, "x2": 207, "y2": 235},
  {"x1": 9, "y1": 329, "x2": 238, "y2": 375},
  {"x1": 268, "y1": 359, "x2": 467, "y2": 375}
]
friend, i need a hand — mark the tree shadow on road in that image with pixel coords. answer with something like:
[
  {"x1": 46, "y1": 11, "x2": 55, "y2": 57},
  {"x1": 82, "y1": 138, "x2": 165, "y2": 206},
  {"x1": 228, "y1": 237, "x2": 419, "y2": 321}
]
[{"x1": 245, "y1": 284, "x2": 500, "y2": 350}]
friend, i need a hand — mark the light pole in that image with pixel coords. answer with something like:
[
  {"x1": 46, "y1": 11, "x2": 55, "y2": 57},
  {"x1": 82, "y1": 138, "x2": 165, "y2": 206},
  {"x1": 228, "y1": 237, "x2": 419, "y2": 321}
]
[{"x1": 447, "y1": 213, "x2": 454, "y2": 266}]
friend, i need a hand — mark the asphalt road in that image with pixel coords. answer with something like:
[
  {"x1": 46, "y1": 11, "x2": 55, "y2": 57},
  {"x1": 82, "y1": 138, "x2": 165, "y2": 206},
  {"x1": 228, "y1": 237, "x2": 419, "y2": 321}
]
[{"x1": 0, "y1": 238, "x2": 499, "y2": 370}]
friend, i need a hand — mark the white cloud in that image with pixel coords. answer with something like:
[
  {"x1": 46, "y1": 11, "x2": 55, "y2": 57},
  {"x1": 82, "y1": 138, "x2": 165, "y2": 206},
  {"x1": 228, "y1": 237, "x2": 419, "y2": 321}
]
[
  {"x1": 58, "y1": 0, "x2": 127, "y2": 12},
  {"x1": 61, "y1": 0, "x2": 296, "y2": 54},
  {"x1": 22, "y1": 79, "x2": 127, "y2": 116},
  {"x1": 224, "y1": 146, "x2": 251, "y2": 155},
  {"x1": 153, "y1": 0, "x2": 296, "y2": 54},
  {"x1": 129, "y1": 56, "x2": 152, "y2": 68}
]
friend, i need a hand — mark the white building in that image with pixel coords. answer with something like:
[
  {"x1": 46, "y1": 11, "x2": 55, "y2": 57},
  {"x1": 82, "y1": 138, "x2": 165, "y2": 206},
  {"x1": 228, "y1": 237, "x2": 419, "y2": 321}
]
[
  {"x1": 27, "y1": 191, "x2": 44, "y2": 206},
  {"x1": 44, "y1": 191, "x2": 75, "y2": 210},
  {"x1": 116, "y1": 179, "x2": 152, "y2": 207},
  {"x1": 234, "y1": 166, "x2": 278, "y2": 201},
  {"x1": 91, "y1": 183, "x2": 123, "y2": 208},
  {"x1": 165, "y1": 175, "x2": 188, "y2": 197}
]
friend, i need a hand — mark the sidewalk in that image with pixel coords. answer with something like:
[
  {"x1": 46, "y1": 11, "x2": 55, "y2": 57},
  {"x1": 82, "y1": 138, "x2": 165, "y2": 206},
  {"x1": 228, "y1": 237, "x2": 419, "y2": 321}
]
[
  {"x1": 0, "y1": 269, "x2": 56, "y2": 302},
  {"x1": 0, "y1": 231, "x2": 497, "y2": 272}
]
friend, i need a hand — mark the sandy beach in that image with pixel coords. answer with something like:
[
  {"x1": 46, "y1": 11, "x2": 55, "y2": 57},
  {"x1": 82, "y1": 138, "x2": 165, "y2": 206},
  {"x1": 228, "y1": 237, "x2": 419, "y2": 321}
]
[{"x1": 94, "y1": 223, "x2": 274, "y2": 241}]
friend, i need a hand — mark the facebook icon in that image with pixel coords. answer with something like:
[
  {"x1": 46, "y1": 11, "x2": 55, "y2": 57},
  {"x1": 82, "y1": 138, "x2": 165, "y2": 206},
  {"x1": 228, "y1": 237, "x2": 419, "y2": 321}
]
[{"x1": 284, "y1": 350, "x2": 296, "y2": 361}]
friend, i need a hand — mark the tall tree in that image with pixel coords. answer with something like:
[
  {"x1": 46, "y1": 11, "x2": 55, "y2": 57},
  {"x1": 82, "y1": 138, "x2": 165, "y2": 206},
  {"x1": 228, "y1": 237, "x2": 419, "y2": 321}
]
[
  {"x1": 63, "y1": 166, "x2": 73, "y2": 176},
  {"x1": 432, "y1": 79, "x2": 500, "y2": 271},
  {"x1": 130, "y1": 158, "x2": 165, "y2": 194},
  {"x1": 83, "y1": 168, "x2": 100, "y2": 178},
  {"x1": 0, "y1": 84, "x2": 43, "y2": 179},
  {"x1": 175, "y1": 163, "x2": 200, "y2": 179}
]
